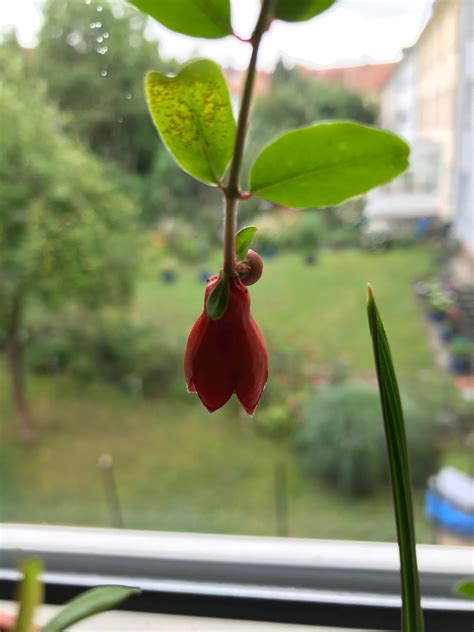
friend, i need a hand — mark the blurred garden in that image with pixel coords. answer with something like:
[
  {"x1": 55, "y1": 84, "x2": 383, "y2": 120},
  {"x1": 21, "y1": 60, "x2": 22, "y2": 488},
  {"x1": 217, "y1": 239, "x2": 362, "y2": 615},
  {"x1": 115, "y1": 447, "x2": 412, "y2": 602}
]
[{"x1": 0, "y1": 0, "x2": 471, "y2": 542}]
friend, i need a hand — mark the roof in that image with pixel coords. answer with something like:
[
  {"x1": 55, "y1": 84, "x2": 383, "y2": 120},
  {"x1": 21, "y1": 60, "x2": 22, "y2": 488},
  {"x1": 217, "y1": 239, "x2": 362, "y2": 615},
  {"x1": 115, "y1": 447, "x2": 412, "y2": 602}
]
[
  {"x1": 224, "y1": 68, "x2": 272, "y2": 99},
  {"x1": 299, "y1": 62, "x2": 397, "y2": 96},
  {"x1": 224, "y1": 62, "x2": 397, "y2": 100}
]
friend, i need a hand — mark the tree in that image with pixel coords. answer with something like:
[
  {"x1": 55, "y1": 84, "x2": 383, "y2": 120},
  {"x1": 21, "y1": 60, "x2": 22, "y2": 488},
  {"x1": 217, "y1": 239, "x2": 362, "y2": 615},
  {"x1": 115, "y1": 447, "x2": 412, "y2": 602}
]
[
  {"x1": 141, "y1": 149, "x2": 222, "y2": 235},
  {"x1": 0, "y1": 41, "x2": 137, "y2": 442},
  {"x1": 36, "y1": 0, "x2": 171, "y2": 174}
]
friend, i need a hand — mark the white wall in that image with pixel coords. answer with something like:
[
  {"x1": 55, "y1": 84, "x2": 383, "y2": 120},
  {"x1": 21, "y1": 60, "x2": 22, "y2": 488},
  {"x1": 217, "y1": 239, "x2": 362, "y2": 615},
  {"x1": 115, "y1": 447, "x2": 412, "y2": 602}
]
[
  {"x1": 454, "y1": 0, "x2": 474, "y2": 254},
  {"x1": 381, "y1": 47, "x2": 417, "y2": 143}
]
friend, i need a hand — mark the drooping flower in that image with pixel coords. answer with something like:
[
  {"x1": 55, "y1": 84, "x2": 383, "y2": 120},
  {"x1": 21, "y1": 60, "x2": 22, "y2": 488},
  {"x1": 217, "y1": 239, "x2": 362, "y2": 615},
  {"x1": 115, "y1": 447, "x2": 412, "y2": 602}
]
[{"x1": 184, "y1": 275, "x2": 268, "y2": 414}]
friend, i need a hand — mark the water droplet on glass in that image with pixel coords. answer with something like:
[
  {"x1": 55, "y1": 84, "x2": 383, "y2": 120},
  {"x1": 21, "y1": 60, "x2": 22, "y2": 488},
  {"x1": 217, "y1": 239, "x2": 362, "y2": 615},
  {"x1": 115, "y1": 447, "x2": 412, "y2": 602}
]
[
  {"x1": 67, "y1": 32, "x2": 82, "y2": 47},
  {"x1": 96, "y1": 35, "x2": 103, "y2": 43},
  {"x1": 101, "y1": 68, "x2": 108, "y2": 77},
  {"x1": 102, "y1": 32, "x2": 109, "y2": 39},
  {"x1": 117, "y1": 116, "x2": 124, "y2": 123},
  {"x1": 97, "y1": 4, "x2": 103, "y2": 11},
  {"x1": 85, "y1": 0, "x2": 91, "y2": 4},
  {"x1": 124, "y1": 92, "x2": 132, "y2": 100},
  {"x1": 97, "y1": 46, "x2": 108, "y2": 55},
  {"x1": 89, "y1": 21, "x2": 102, "y2": 29}
]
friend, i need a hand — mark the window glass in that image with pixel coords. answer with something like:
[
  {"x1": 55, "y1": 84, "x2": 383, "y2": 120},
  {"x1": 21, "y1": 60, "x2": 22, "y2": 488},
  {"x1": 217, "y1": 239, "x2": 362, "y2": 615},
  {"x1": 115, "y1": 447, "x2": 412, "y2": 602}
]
[{"x1": 0, "y1": 0, "x2": 472, "y2": 549}]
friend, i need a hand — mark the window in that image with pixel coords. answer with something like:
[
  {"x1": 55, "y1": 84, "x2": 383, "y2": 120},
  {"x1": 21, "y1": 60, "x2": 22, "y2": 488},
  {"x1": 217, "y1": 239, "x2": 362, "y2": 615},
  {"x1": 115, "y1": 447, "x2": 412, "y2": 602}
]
[{"x1": 1, "y1": 0, "x2": 472, "y2": 628}]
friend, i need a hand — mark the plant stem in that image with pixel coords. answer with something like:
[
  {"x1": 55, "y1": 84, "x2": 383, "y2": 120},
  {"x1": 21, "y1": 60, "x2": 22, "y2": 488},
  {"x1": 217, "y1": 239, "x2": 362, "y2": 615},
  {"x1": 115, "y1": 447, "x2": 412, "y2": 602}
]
[
  {"x1": 223, "y1": 0, "x2": 274, "y2": 274},
  {"x1": 223, "y1": 196, "x2": 238, "y2": 274}
]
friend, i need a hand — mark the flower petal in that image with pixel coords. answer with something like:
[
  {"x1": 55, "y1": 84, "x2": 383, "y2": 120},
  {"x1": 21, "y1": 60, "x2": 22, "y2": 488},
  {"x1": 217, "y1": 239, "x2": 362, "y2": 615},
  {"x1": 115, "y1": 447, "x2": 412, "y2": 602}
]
[
  {"x1": 184, "y1": 313, "x2": 205, "y2": 390},
  {"x1": 235, "y1": 316, "x2": 268, "y2": 414},
  {"x1": 191, "y1": 318, "x2": 236, "y2": 412}
]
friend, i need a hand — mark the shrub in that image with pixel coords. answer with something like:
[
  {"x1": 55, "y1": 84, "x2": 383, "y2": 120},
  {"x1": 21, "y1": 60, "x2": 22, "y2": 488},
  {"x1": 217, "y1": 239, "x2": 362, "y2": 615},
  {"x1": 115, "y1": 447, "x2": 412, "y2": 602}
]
[
  {"x1": 26, "y1": 329, "x2": 75, "y2": 374},
  {"x1": 158, "y1": 218, "x2": 207, "y2": 263},
  {"x1": 255, "y1": 404, "x2": 294, "y2": 437},
  {"x1": 286, "y1": 211, "x2": 323, "y2": 252},
  {"x1": 252, "y1": 339, "x2": 314, "y2": 438},
  {"x1": 296, "y1": 381, "x2": 437, "y2": 496},
  {"x1": 27, "y1": 315, "x2": 182, "y2": 397}
]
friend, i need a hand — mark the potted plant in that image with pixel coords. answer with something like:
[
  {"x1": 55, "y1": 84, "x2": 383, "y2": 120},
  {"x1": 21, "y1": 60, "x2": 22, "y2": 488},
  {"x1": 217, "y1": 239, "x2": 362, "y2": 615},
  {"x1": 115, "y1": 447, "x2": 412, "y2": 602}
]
[
  {"x1": 444, "y1": 302, "x2": 461, "y2": 325},
  {"x1": 427, "y1": 290, "x2": 451, "y2": 321},
  {"x1": 448, "y1": 336, "x2": 472, "y2": 374},
  {"x1": 440, "y1": 318, "x2": 458, "y2": 342},
  {"x1": 159, "y1": 256, "x2": 178, "y2": 284}
]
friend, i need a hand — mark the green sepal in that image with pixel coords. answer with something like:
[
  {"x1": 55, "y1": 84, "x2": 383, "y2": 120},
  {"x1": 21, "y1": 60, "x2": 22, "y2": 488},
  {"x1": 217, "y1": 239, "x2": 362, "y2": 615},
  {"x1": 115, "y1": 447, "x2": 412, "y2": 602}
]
[
  {"x1": 236, "y1": 226, "x2": 257, "y2": 261},
  {"x1": 206, "y1": 272, "x2": 230, "y2": 320}
]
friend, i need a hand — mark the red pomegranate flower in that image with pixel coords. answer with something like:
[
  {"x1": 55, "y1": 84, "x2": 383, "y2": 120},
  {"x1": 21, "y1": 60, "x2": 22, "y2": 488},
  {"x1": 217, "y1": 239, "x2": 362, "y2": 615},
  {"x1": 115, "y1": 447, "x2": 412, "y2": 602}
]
[{"x1": 184, "y1": 275, "x2": 268, "y2": 414}]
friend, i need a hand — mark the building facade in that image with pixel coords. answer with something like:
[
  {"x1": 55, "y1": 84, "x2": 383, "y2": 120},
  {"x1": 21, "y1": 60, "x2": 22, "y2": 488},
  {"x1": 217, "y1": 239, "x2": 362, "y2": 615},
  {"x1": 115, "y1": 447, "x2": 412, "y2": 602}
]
[
  {"x1": 454, "y1": 0, "x2": 474, "y2": 255},
  {"x1": 379, "y1": 0, "x2": 473, "y2": 256},
  {"x1": 380, "y1": 47, "x2": 418, "y2": 144},
  {"x1": 416, "y1": 0, "x2": 461, "y2": 219}
]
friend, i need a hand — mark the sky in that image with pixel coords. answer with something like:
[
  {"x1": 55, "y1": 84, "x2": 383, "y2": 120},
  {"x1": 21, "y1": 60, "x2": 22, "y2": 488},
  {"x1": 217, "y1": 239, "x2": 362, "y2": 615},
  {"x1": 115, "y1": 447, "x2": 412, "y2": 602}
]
[{"x1": 0, "y1": 0, "x2": 434, "y2": 70}]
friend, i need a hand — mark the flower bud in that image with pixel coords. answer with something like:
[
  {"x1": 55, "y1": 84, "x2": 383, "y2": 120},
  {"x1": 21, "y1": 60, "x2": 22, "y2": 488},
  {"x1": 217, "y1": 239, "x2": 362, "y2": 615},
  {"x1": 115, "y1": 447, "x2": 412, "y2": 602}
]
[
  {"x1": 237, "y1": 249, "x2": 263, "y2": 286},
  {"x1": 184, "y1": 275, "x2": 268, "y2": 414}
]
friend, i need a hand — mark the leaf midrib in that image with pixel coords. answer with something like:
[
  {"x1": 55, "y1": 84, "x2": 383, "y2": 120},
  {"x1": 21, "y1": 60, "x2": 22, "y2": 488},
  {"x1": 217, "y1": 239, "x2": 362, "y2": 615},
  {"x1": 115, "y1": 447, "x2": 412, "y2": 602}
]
[{"x1": 252, "y1": 147, "x2": 407, "y2": 194}]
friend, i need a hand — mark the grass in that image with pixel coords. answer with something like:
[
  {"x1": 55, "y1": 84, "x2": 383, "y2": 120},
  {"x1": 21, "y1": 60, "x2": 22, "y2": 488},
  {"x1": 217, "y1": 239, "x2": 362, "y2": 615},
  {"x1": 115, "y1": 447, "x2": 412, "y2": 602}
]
[
  {"x1": 138, "y1": 247, "x2": 436, "y2": 377},
  {"x1": 0, "y1": 247, "x2": 441, "y2": 542}
]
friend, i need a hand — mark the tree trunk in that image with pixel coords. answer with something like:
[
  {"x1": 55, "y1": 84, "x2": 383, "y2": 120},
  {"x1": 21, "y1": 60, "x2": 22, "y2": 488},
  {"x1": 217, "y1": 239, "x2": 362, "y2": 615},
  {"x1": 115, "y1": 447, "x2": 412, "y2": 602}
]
[{"x1": 5, "y1": 298, "x2": 38, "y2": 443}]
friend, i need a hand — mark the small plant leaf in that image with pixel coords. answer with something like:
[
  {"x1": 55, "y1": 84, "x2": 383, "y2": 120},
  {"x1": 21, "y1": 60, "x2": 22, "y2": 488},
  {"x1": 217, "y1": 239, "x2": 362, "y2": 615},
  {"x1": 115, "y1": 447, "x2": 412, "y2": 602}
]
[
  {"x1": 42, "y1": 585, "x2": 140, "y2": 632},
  {"x1": 367, "y1": 284, "x2": 424, "y2": 632},
  {"x1": 274, "y1": 0, "x2": 336, "y2": 22},
  {"x1": 146, "y1": 60, "x2": 235, "y2": 185},
  {"x1": 128, "y1": 0, "x2": 231, "y2": 39},
  {"x1": 14, "y1": 559, "x2": 43, "y2": 632},
  {"x1": 454, "y1": 578, "x2": 474, "y2": 600},
  {"x1": 236, "y1": 226, "x2": 257, "y2": 261},
  {"x1": 206, "y1": 272, "x2": 229, "y2": 320},
  {"x1": 249, "y1": 121, "x2": 409, "y2": 207}
]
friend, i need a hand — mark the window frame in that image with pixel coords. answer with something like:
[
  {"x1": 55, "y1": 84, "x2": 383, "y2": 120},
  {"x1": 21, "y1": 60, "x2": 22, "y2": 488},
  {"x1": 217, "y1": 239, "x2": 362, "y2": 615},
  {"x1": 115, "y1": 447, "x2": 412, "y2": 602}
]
[{"x1": 0, "y1": 524, "x2": 472, "y2": 630}]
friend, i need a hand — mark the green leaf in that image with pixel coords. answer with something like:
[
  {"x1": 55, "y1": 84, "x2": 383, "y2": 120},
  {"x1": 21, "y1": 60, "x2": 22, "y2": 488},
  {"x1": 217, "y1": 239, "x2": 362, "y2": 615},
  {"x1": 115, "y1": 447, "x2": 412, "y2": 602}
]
[
  {"x1": 236, "y1": 226, "x2": 257, "y2": 261},
  {"x1": 146, "y1": 60, "x2": 235, "y2": 185},
  {"x1": 206, "y1": 272, "x2": 229, "y2": 320},
  {"x1": 367, "y1": 285, "x2": 424, "y2": 632},
  {"x1": 454, "y1": 578, "x2": 474, "y2": 600},
  {"x1": 249, "y1": 122, "x2": 409, "y2": 207},
  {"x1": 274, "y1": 0, "x2": 336, "y2": 22},
  {"x1": 14, "y1": 559, "x2": 43, "y2": 632},
  {"x1": 42, "y1": 585, "x2": 140, "y2": 632},
  {"x1": 128, "y1": 0, "x2": 231, "y2": 39}
]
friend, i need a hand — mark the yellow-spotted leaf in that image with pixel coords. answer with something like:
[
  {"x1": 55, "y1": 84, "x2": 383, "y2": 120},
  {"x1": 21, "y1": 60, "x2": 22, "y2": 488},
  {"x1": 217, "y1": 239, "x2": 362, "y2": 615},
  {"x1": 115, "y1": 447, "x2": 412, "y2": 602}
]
[{"x1": 146, "y1": 60, "x2": 235, "y2": 185}]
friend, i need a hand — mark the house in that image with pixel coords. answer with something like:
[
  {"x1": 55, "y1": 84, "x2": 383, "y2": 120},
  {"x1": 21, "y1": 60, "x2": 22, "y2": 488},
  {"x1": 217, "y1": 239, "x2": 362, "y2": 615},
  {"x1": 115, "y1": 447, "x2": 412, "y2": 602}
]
[
  {"x1": 299, "y1": 62, "x2": 396, "y2": 98},
  {"x1": 380, "y1": 47, "x2": 418, "y2": 144},
  {"x1": 453, "y1": 0, "x2": 474, "y2": 257},
  {"x1": 416, "y1": 0, "x2": 462, "y2": 221},
  {"x1": 375, "y1": 0, "x2": 474, "y2": 256}
]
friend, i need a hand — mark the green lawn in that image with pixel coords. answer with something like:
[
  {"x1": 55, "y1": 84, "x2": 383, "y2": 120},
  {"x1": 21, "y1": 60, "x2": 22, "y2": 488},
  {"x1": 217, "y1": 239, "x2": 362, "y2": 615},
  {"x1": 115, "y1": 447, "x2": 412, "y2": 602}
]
[
  {"x1": 0, "y1": 247, "x2": 441, "y2": 542},
  {"x1": 138, "y1": 247, "x2": 436, "y2": 377}
]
